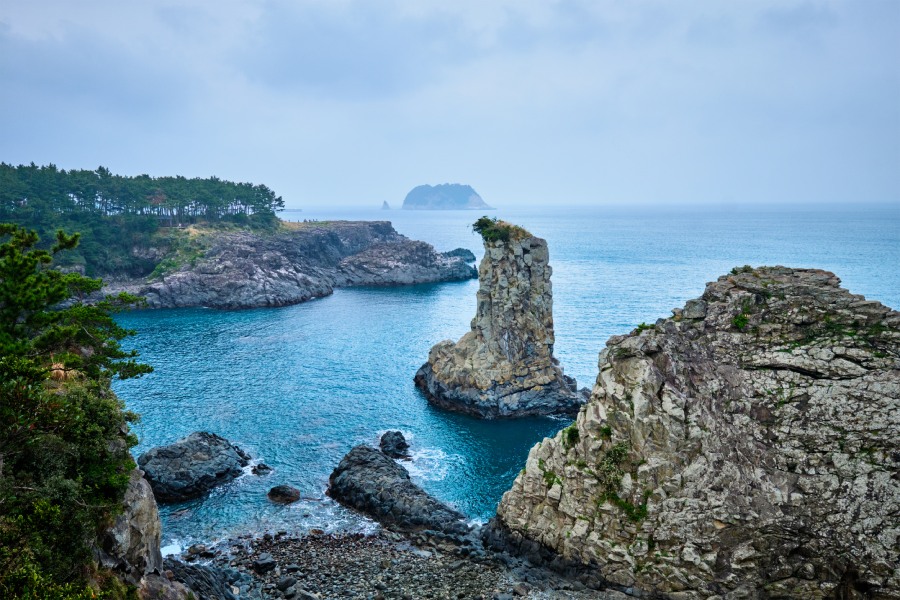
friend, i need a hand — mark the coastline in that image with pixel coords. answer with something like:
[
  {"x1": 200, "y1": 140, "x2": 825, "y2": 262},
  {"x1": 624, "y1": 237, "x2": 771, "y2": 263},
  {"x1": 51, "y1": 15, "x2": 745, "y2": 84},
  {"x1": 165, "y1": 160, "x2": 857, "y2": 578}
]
[{"x1": 179, "y1": 527, "x2": 624, "y2": 600}]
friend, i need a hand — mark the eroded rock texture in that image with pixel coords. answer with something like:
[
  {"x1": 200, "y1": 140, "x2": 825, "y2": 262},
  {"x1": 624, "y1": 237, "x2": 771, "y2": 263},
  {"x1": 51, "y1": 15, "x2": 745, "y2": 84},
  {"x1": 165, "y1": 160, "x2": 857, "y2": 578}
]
[
  {"x1": 328, "y1": 445, "x2": 468, "y2": 536},
  {"x1": 415, "y1": 232, "x2": 585, "y2": 417},
  {"x1": 105, "y1": 221, "x2": 476, "y2": 309},
  {"x1": 137, "y1": 431, "x2": 250, "y2": 503},
  {"x1": 491, "y1": 267, "x2": 900, "y2": 598}
]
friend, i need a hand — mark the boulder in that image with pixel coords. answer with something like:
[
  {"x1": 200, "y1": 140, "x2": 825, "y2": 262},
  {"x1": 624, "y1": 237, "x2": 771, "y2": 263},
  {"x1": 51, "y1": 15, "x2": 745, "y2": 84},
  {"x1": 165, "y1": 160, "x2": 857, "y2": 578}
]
[
  {"x1": 491, "y1": 266, "x2": 900, "y2": 597},
  {"x1": 379, "y1": 431, "x2": 410, "y2": 458},
  {"x1": 267, "y1": 485, "x2": 301, "y2": 504},
  {"x1": 328, "y1": 445, "x2": 468, "y2": 536},
  {"x1": 137, "y1": 432, "x2": 250, "y2": 503},
  {"x1": 415, "y1": 222, "x2": 586, "y2": 417},
  {"x1": 252, "y1": 553, "x2": 277, "y2": 574},
  {"x1": 165, "y1": 558, "x2": 263, "y2": 599}
]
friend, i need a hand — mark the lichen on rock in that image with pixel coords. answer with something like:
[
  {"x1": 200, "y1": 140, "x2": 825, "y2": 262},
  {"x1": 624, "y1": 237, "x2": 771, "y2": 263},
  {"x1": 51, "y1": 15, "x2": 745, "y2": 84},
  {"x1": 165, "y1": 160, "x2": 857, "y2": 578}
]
[
  {"x1": 415, "y1": 220, "x2": 586, "y2": 418},
  {"x1": 489, "y1": 266, "x2": 900, "y2": 598}
]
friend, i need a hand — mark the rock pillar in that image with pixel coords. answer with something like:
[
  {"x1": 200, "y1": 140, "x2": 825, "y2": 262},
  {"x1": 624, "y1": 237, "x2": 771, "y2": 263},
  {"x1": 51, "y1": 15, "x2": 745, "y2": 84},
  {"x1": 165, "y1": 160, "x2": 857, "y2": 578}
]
[{"x1": 415, "y1": 224, "x2": 585, "y2": 417}]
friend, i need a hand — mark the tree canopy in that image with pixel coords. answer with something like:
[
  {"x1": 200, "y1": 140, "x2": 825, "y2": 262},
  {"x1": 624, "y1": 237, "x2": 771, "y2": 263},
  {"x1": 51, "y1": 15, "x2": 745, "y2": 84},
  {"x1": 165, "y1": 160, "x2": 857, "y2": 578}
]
[
  {"x1": 0, "y1": 163, "x2": 285, "y2": 276},
  {"x1": 0, "y1": 224, "x2": 150, "y2": 598}
]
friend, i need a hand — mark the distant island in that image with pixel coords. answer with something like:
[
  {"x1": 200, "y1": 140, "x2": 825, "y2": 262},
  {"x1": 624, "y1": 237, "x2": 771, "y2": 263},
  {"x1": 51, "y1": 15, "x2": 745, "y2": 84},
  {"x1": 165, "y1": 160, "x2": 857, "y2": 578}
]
[{"x1": 402, "y1": 184, "x2": 494, "y2": 210}]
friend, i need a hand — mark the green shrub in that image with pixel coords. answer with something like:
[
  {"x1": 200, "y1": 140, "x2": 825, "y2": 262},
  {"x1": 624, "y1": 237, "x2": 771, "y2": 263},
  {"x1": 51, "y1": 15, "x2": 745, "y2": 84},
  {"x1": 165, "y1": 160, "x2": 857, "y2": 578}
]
[
  {"x1": 471, "y1": 217, "x2": 530, "y2": 243},
  {"x1": 562, "y1": 423, "x2": 580, "y2": 449}
]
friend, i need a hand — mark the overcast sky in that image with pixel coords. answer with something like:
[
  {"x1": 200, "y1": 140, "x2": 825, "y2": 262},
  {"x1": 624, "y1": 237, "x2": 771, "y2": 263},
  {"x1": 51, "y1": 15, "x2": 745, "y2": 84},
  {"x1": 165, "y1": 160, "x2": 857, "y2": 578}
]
[{"x1": 1, "y1": 1, "x2": 898, "y2": 209}]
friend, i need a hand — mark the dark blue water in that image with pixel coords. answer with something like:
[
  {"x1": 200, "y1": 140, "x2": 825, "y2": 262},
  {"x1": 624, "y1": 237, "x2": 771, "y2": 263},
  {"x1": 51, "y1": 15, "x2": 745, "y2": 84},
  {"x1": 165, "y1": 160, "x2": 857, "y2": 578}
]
[{"x1": 114, "y1": 204, "x2": 900, "y2": 552}]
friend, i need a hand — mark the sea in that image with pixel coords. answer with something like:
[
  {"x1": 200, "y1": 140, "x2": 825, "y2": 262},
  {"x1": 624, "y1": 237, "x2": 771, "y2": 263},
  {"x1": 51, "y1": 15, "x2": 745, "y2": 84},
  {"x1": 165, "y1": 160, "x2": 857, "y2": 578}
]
[{"x1": 112, "y1": 203, "x2": 900, "y2": 554}]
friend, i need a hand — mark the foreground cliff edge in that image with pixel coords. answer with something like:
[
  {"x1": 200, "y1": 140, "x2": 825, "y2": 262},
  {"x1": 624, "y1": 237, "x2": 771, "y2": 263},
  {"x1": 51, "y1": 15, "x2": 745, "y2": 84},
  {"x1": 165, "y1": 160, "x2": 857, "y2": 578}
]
[
  {"x1": 487, "y1": 266, "x2": 900, "y2": 598},
  {"x1": 415, "y1": 218, "x2": 587, "y2": 418}
]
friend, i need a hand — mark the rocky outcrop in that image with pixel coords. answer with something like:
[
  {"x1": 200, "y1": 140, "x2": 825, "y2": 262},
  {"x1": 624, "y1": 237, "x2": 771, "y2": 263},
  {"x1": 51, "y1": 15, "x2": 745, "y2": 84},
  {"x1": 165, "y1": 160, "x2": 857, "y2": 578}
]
[
  {"x1": 402, "y1": 183, "x2": 493, "y2": 210},
  {"x1": 98, "y1": 469, "x2": 193, "y2": 599},
  {"x1": 380, "y1": 431, "x2": 410, "y2": 458},
  {"x1": 98, "y1": 469, "x2": 163, "y2": 584},
  {"x1": 415, "y1": 226, "x2": 586, "y2": 418},
  {"x1": 105, "y1": 221, "x2": 476, "y2": 309},
  {"x1": 490, "y1": 267, "x2": 900, "y2": 598},
  {"x1": 327, "y1": 445, "x2": 469, "y2": 536},
  {"x1": 137, "y1": 432, "x2": 250, "y2": 503},
  {"x1": 333, "y1": 241, "x2": 476, "y2": 286}
]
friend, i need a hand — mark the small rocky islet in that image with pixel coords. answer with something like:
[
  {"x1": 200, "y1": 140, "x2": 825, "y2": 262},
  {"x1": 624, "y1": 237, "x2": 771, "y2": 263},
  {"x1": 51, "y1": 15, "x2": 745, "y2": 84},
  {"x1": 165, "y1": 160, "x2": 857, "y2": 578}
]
[{"x1": 106, "y1": 220, "x2": 898, "y2": 599}]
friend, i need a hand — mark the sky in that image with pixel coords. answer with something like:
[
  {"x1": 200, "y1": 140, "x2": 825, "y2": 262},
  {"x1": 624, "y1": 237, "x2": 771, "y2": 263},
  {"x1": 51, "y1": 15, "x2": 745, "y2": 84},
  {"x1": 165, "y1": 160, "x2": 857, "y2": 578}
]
[{"x1": 1, "y1": 0, "x2": 898, "y2": 210}]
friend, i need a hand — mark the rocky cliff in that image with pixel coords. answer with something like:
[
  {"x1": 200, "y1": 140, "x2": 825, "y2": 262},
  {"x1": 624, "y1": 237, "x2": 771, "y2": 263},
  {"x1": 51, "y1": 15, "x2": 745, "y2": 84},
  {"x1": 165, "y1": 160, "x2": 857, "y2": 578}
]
[
  {"x1": 415, "y1": 225, "x2": 586, "y2": 417},
  {"x1": 105, "y1": 221, "x2": 476, "y2": 309},
  {"x1": 98, "y1": 469, "x2": 193, "y2": 598},
  {"x1": 489, "y1": 266, "x2": 899, "y2": 598}
]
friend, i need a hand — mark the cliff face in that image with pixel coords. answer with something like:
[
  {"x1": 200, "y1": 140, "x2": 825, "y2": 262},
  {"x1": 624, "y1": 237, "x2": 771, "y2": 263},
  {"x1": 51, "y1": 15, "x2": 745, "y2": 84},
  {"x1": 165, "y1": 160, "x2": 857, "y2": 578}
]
[
  {"x1": 105, "y1": 221, "x2": 476, "y2": 309},
  {"x1": 490, "y1": 267, "x2": 900, "y2": 598},
  {"x1": 415, "y1": 233, "x2": 585, "y2": 417},
  {"x1": 99, "y1": 469, "x2": 192, "y2": 598}
]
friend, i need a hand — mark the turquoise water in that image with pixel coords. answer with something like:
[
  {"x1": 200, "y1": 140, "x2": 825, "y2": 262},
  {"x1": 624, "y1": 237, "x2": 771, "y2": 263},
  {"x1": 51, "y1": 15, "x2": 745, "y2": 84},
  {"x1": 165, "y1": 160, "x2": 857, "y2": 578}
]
[{"x1": 113, "y1": 204, "x2": 900, "y2": 551}]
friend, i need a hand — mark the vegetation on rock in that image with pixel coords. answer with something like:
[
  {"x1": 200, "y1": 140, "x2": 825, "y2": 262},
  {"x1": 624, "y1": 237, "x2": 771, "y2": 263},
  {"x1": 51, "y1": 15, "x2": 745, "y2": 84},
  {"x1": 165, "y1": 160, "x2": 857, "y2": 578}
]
[
  {"x1": 0, "y1": 224, "x2": 150, "y2": 598},
  {"x1": 471, "y1": 217, "x2": 530, "y2": 243}
]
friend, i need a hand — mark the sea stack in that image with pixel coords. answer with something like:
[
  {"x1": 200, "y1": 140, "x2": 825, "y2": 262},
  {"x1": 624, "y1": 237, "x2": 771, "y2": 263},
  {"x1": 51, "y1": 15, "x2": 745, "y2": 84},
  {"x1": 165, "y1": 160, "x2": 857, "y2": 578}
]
[
  {"x1": 414, "y1": 218, "x2": 586, "y2": 418},
  {"x1": 486, "y1": 267, "x2": 900, "y2": 596}
]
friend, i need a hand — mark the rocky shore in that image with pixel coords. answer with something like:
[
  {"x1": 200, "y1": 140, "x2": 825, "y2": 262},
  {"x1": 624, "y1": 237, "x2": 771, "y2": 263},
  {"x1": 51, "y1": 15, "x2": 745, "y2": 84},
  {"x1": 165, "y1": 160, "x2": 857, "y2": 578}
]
[
  {"x1": 195, "y1": 528, "x2": 629, "y2": 600},
  {"x1": 103, "y1": 266, "x2": 898, "y2": 599},
  {"x1": 104, "y1": 221, "x2": 476, "y2": 309}
]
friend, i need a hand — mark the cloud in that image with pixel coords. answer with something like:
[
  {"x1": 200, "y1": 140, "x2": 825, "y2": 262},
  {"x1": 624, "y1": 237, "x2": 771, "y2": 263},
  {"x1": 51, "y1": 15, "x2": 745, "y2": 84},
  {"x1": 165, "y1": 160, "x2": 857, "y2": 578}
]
[{"x1": 0, "y1": 0, "x2": 897, "y2": 206}]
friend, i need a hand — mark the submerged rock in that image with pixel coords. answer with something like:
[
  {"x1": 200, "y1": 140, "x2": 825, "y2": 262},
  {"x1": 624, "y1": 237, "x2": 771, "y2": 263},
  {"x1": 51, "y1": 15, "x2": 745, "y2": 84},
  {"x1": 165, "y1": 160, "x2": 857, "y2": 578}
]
[
  {"x1": 268, "y1": 485, "x2": 302, "y2": 504},
  {"x1": 328, "y1": 445, "x2": 468, "y2": 536},
  {"x1": 491, "y1": 266, "x2": 900, "y2": 597},
  {"x1": 137, "y1": 432, "x2": 250, "y2": 503},
  {"x1": 415, "y1": 222, "x2": 586, "y2": 418},
  {"x1": 379, "y1": 430, "x2": 410, "y2": 458}
]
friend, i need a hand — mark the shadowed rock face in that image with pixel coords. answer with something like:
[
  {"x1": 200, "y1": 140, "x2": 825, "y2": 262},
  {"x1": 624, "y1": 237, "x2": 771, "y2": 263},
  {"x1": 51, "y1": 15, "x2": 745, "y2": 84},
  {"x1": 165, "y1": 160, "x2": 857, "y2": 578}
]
[
  {"x1": 490, "y1": 267, "x2": 900, "y2": 598},
  {"x1": 327, "y1": 445, "x2": 468, "y2": 536},
  {"x1": 415, "y1": 232, "x2": 586, "y2": 418},
  {"x1": 137, "y1": 432, "x2": 250, "y2": 503}
]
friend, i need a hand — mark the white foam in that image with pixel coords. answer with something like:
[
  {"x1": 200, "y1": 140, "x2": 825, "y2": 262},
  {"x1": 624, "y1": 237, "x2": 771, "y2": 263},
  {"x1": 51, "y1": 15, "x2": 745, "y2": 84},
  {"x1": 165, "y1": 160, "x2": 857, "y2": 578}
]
[
  {"x1": 160, "y1": 541, "x2": 182, "y2": 557},
  {"x1": 403, "y1": 447, "x2": 464, "y2": 482}
]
